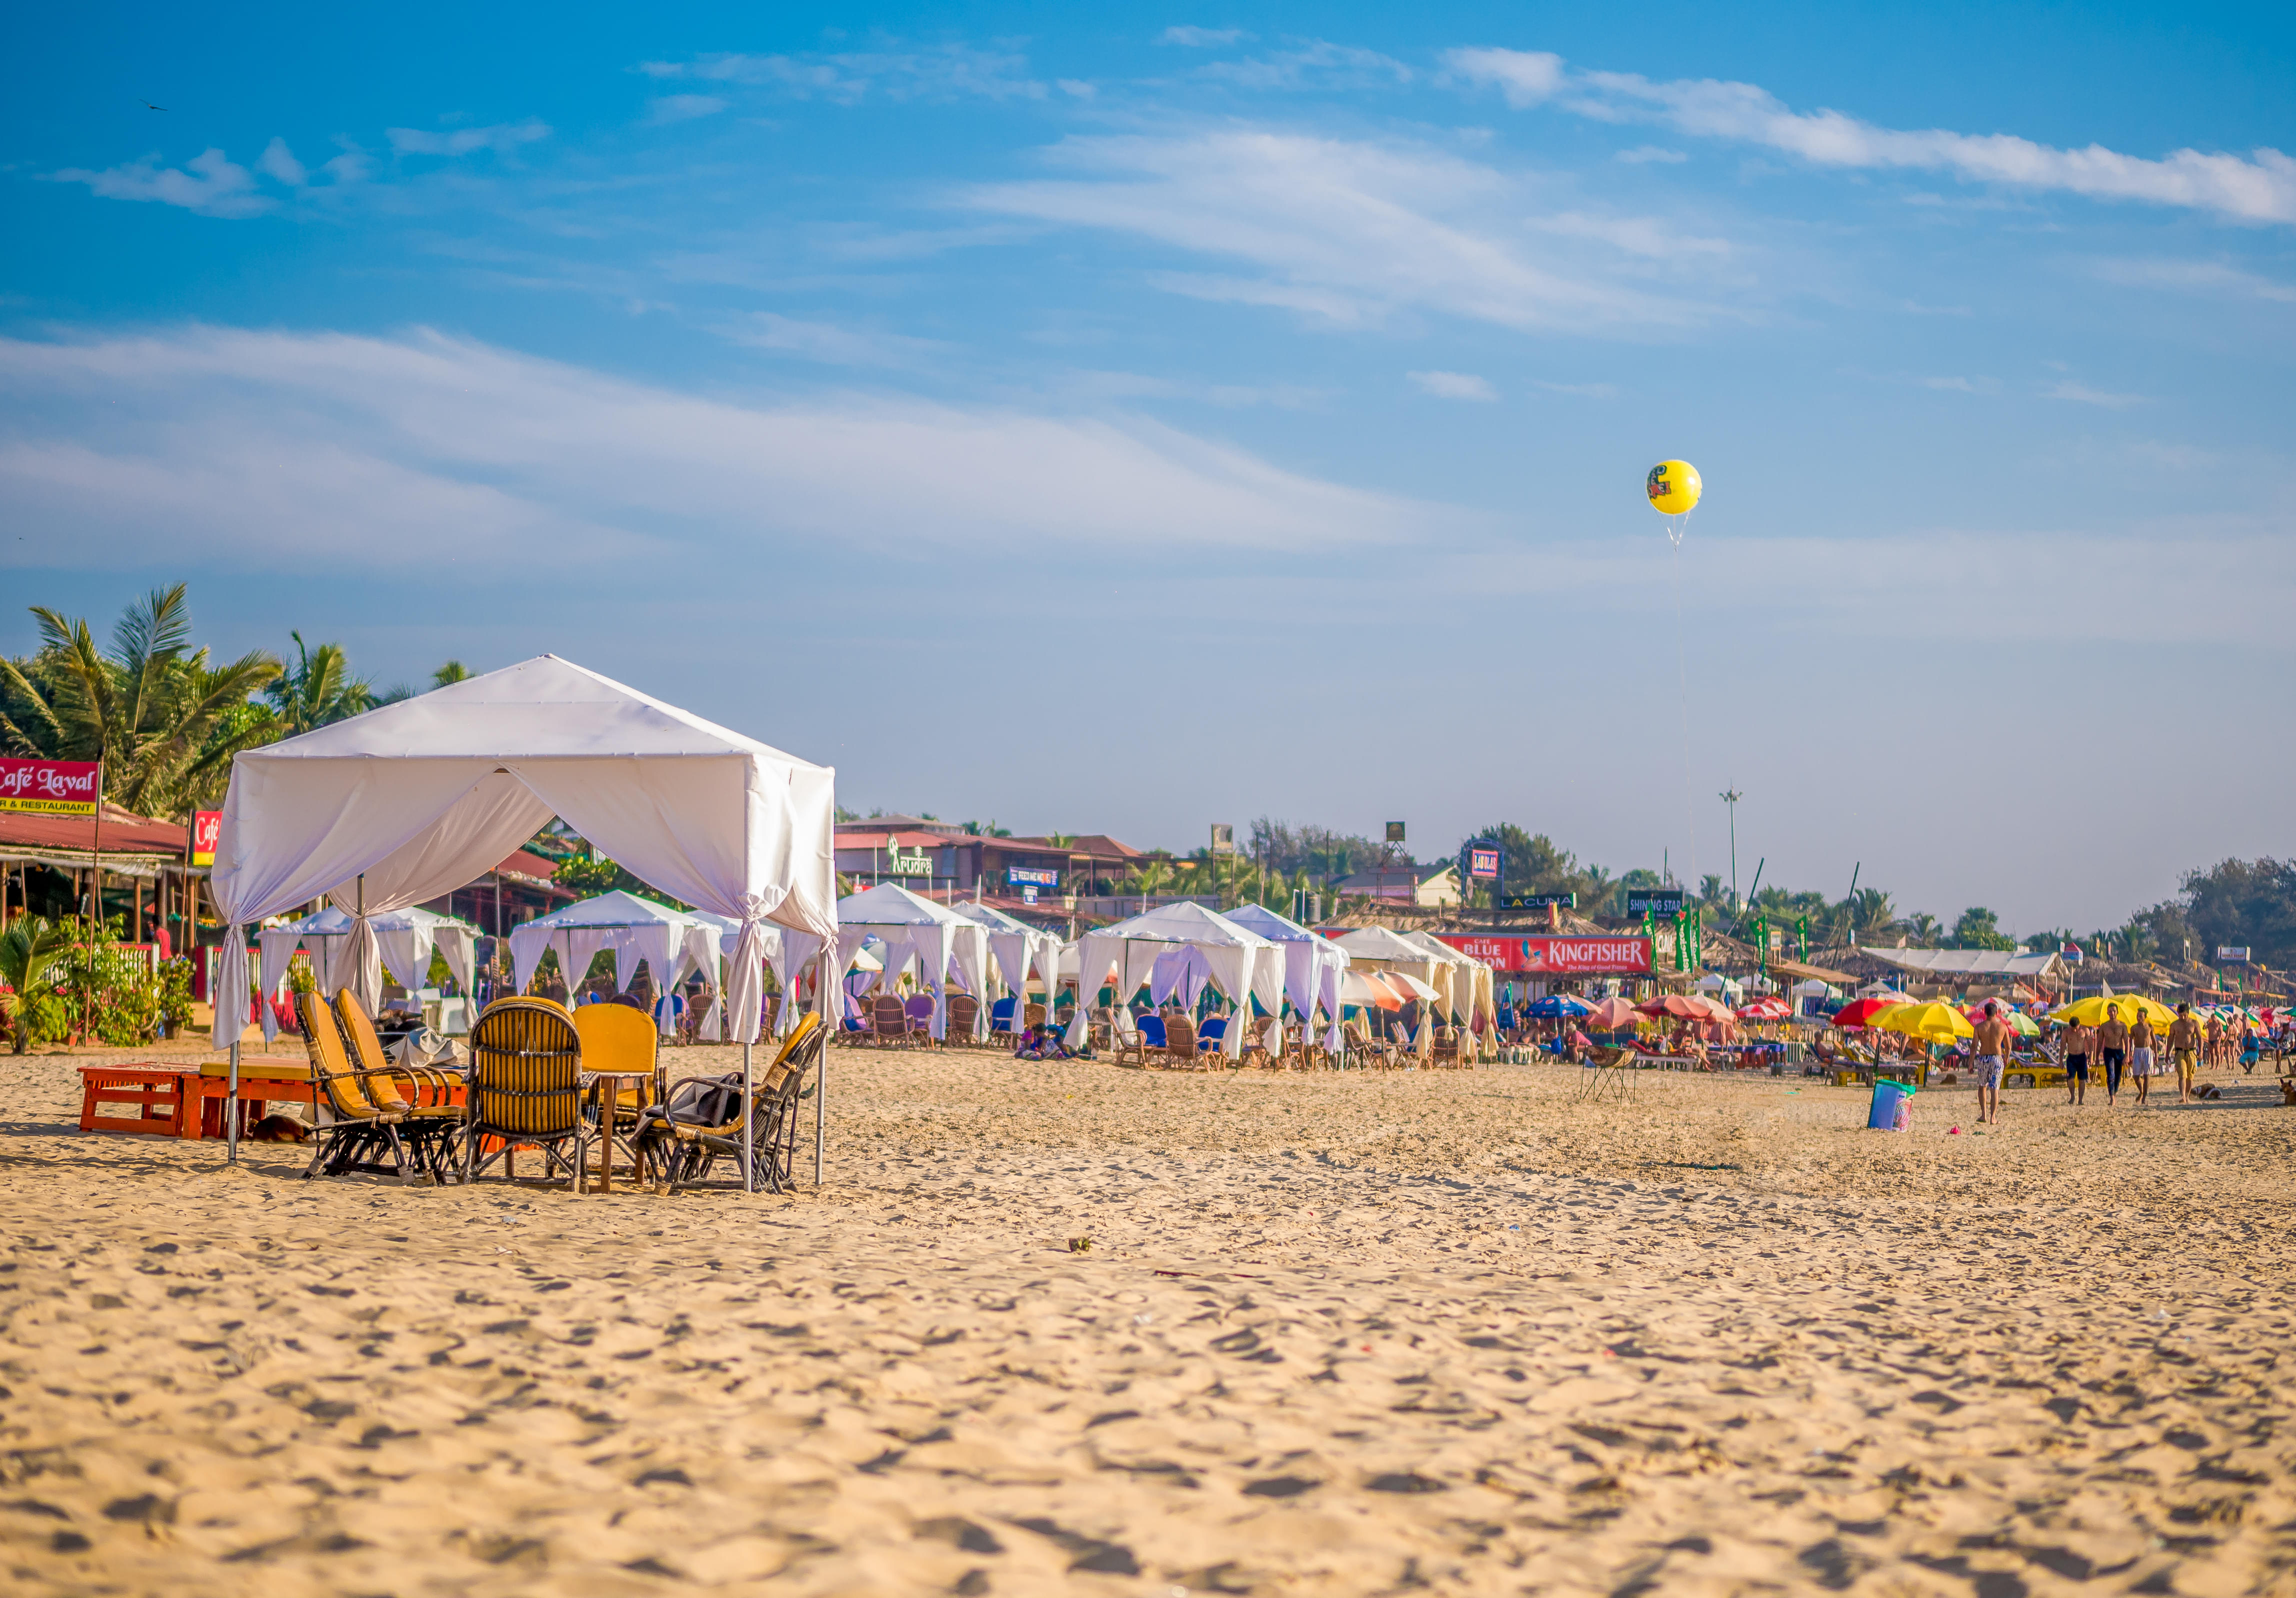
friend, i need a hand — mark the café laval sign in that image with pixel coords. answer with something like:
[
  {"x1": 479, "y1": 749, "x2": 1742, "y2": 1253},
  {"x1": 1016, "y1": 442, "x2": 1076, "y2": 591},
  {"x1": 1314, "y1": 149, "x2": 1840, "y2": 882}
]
[
  {"x1": 0, "y1": 758, "x2": 100, "y2": 816},
  {"x1": 1434, "y1": 933, "x2": 1653, "y2": 974}
]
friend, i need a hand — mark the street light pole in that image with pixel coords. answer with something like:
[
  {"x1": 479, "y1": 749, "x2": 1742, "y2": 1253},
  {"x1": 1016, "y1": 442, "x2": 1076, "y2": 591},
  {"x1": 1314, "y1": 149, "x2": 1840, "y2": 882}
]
[{"x1": 1718, "y1": 788, "x2": 1742, "y2": 914}]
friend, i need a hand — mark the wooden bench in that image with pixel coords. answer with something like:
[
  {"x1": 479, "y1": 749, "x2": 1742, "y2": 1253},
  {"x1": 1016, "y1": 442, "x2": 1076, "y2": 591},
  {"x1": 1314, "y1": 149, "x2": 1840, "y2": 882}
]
[{"x1": 78, "y1": 1067, "x2": 199, "y2": 1138}]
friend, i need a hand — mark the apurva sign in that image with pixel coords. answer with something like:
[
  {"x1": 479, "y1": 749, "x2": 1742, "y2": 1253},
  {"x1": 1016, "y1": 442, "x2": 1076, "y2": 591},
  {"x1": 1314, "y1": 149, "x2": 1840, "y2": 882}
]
[{"x1": 888, "y1": 848, "x2": 932, "y2": 877}]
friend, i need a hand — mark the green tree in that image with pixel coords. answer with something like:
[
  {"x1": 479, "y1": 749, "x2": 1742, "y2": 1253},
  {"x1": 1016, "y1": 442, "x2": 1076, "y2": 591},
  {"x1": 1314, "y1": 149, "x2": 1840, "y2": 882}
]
[
  {"x1": 0, "y1": 586, "x2": 282, "y2": 817},
  {"x1": 432, "y1": 660, "x2": 470, "y2": 688},
  {"x1": 1948, "y1": 906, "x2": 2016, "y2": 951},
  {"x1": 265, "y1": 631, "x2": 378, "y2": 736},
  {"x1": 2178, "y1": 858, "x2": 2296, "y2": 970}
]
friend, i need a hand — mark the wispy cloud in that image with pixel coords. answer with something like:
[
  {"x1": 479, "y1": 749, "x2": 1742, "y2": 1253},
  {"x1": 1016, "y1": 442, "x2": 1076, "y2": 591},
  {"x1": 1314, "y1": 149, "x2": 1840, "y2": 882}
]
[
  {"x1": 1446, "y1": 46, "x2": 2296, "y2": 225},
  {"x1": 1408, "y1": 370, "x2": 1498, "y2": 401},
  {"x1": 645, "y1": 94, "x2": 726, "y2": 125},
  {"x1": 1198, "y1": 40, "x2": 1414, "y2": 91},
  {"x1": 1920, "y1": 375, "x2": 1997, "y2": 393},
  {"x1": 2090, "y1": 257, "x2": 2296, "y2": 303},
  {"x1": 2044, "y1": 379, "x2": 2144, "y2": 408},
  {"x1": 721, "y1": 312, "x2": 948, "y2": 368},
  {"x1": 1614, "y1": 146, "x2": 1686, "y2": 165},
  {"x1": 636, "y1": 44, "x2": 1045, "y2": 104},
  {"x1": 46, "y1": 148, "x2": 270, "y2": 218},
  {"x1": 961, "y1": 127, "x2": 1710, "y2": 334},
  {"x1": 1160, "y1": 26, "x2": 1249, "y2": 47},
  {"x1": 0, "y1": 327, "x2": 1465, "y2": 570},
  {"x1": 386, "y1": 119, "x2": 552, "y2": 157}
]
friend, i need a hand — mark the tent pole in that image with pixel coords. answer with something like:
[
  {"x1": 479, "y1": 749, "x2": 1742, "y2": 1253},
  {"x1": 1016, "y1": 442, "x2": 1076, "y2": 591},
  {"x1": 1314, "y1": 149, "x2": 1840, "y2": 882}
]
[
  {"x1": 815, "y1": 945, "x2": 832, "y2": 1184},
  {"x1": 741, "y1": 1036, "x2": 754, "y2": 1190}
]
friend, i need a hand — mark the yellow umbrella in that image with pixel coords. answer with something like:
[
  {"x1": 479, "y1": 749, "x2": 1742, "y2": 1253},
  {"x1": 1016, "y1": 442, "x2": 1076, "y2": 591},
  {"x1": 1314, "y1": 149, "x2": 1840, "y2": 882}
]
[
  {"x1": 2050, "y1": 994, "x2": 2177, "y2": 1030},
  {"x1": 1872, "y1": 1001, "x2": 1975, "y2": 1043}
]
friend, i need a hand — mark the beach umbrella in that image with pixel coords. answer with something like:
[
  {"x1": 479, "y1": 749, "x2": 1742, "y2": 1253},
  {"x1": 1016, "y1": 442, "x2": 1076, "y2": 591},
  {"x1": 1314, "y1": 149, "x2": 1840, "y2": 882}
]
[
  {"x1": 1527, "y1": 993, "x2": 1593, "y2": 1019},
  {"x1": 1587, "y1": 996, "x2": 1642, "y2": 1030},
  {"x1": 1736, "y1": 997, "x2": 1790, "y2": 1020},
  {"x1": 1964, "y1": 1003, "x2": 2040, "y2": 1037},
  {"x1": 1340, "y1": 970, "x2": 1404, "y2": 1011},
  {"x1": 1379, "y1": 968, "x2": 1442, "y2": 1003},
  {"x1": 1872, "y1": 1001, "x2": 1975, "y2": 1043},
  {"x1": 1636, "y1": 993, "x2": 1706, "y2": 1020},
  {"x1": 1831, "y1": 996, "x2": 1900, "y2": 1029},
  {"x1": 2050, "y1": 994, "x2": 2176, "y2": 1029}
]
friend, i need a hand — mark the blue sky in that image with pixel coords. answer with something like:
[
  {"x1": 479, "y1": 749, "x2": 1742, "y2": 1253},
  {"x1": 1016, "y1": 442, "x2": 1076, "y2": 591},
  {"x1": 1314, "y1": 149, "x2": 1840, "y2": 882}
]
[{"x1": 4, "y1": 2, "x2": 2292, "y2": 934}]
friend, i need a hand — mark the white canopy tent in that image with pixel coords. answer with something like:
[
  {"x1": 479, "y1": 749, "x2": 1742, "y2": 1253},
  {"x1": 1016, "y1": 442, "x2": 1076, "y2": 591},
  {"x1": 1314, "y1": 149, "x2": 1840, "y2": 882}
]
[
  {"x1": 208, "y1": 655, "x2": 838, "y2": 1178},
  {"x1": 834, "y1": 883, "x2": 992, "y2": 1042},
  {"x1": 1222, "y1": 903, "x2": 1349, "y2": 1052},
  {"x1": 508, "y1": 891, "x2": 726, "y2": 1037},
  {"x1": 1398, "y1": 929, "x2": 1498, "y2": 1037},
  {"x1": 1063, "y1": 902, "x2": 1280, "y2": 1058},
  {"x1": 950, "y1": 901, "x2": 1064, "y2": 1024},
  {"x1": 256, "y1": 904, "x2": 480, "y2": 1038}
]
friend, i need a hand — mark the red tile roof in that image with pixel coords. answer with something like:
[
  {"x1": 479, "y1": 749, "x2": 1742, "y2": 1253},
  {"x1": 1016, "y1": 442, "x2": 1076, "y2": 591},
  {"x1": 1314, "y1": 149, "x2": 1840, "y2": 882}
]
[{"x1": 0, "y1": 802, "x2": 188, "y2": 861}]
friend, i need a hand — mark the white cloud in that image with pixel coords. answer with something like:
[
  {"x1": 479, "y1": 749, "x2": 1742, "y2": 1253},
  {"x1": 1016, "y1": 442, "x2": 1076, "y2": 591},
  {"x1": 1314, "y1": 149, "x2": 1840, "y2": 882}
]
[
  {"x1": 636, "y1": 45, "x2": 1045, "y2": 103},
  {"x1": 1536, "y1": 210, "x2": 1729, "y2": 259},
  {"x1": 1199, "y1": 41, "x2": 1412, "y2": 91},
  {"x1": 46, "y1": 148, "x2": 270, "y2": 218},
  {"x1": 0, "y1": 326, "x2": 1464, "y2": 571},
  {"x1": 1160, "y1": 26, "x2": 1248, "y2": 47},
  {"x1": 2090, "y1": 257, "x2": 2296, "y2": 303},
  {"x1": 256, "y1": 138, "x2": 307, "y2": 186},
  {"x1": 1615, "y1": 146, "x2": 1686, "y2": 165},
  {"x1": 962, "y1": 128, "x2": 1708, "y2": 333},
  {"x1": 2044, "y1": 380, "x2": 2144, "y2": 408},
  {"x1": 722, "y1": 312, "x2": 948, "y2": 368},
  {"x1": 1445, "y1": 46, "x2": 2296, "y2": 225},
  {"x1": 1920, "y1": 375, "x2": 1994, "y2": 393},
  {"x1": 1057, "y1": 79, "x2": 1096, "y2": 99},
  {"x1": 386, "y1": 119, "x2": 552, "y2": 157},
  {"x1": 646, "y1": 94, "x2": 726, "y2": 125},
  {"x1": 1408, "y1": 370, "x2": 1498, "y2": 401}
]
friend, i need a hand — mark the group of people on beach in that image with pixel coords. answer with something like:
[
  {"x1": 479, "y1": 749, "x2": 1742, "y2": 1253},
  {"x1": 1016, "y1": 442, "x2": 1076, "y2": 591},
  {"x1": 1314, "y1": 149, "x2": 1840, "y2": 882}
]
[{"x1": 2048, "y1": 1002, "x2": 2208, "y2": 1108}]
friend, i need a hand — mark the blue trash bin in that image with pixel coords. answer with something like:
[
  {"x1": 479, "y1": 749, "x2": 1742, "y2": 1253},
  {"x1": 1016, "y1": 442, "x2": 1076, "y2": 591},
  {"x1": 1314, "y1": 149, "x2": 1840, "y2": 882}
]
[{"x1": 1868, "y1": 1078, "x2": 1914, "y2": 1130}]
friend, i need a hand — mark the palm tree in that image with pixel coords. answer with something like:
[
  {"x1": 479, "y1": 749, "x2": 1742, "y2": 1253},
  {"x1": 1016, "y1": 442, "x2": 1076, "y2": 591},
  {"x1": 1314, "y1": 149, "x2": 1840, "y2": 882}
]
[
  {"x1": 432, "y1": 660, "x2": 470, "y2": 688},
  {"x1": 1, "y1": 586, "x2": 281, "y2": 817},
  {"x1": 266, "y1": 631, "x2": 377, "y2": 736}
]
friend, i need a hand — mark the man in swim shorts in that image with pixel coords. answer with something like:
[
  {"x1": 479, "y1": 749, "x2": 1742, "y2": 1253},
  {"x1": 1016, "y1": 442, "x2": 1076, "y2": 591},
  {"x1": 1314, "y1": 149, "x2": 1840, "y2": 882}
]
[
  {"x1": 2060, "y1": 1017, "x2": 2092, "y2": 1106},
  {"x1": 2096, "y1": 1005, "x2": 2128, "y2": 1104},
  {"x1": 2128, "y1": 1013, "x2": 2158, "y2": 1105},
  {"x1": 1971, "y1": 1001, "x2": 2012, "y2": 1124},
  {"x1": 2168, "y1": 1003, "x2": 2202, "y2": 1103}
]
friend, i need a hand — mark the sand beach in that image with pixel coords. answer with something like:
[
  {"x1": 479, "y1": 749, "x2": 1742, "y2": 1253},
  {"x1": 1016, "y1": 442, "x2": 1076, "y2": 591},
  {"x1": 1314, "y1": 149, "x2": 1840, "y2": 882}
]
[{"x1": 3, "y1": 1047, "x2": 2292, "y2": 1596}]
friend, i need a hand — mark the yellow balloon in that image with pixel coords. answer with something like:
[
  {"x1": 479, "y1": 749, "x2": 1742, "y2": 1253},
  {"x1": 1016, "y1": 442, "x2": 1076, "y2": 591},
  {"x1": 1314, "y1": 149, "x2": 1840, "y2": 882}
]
[{"x1": 1646, "y1": 459, "x2": 1702, "y2": 516}]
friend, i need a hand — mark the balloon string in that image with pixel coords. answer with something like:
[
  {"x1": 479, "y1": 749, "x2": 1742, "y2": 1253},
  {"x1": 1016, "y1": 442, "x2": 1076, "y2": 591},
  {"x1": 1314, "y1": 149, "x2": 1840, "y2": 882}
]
[{"x1": 1670, "y1": 518, "x2": 1694, "y2": 900}]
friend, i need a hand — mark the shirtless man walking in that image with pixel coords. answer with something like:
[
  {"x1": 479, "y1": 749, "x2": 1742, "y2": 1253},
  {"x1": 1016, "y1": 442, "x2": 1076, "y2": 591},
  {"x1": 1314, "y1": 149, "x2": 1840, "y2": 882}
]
[
  {"x1": 2097, "y1": 1004, "x2": 2130, "y2": 1105},
  {"x1": 1972, "y1": 1000, "x2": 2013, "y2": 1125},
  {"x1": 2168, "y1": 1003, "x2": 2204, "y2": 1104},
  {"x1": 2061, "y1": 1017, "x2": 2093, "y2": 1106}
]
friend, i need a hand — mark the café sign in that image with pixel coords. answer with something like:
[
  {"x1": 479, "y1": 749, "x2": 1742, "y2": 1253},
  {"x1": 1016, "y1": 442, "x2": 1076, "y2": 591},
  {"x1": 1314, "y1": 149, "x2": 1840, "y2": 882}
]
[{"x1": 0, "y1": 758, "x2": 100, "y2": 816}]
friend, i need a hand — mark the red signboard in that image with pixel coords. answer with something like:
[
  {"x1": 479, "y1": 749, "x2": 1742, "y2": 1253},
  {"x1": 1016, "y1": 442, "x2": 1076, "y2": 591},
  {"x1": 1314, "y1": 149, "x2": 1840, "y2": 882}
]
[
  {"x1": 0, "y1": 758, "x2": 100, "y2": 815},
  {"x1": 192, "y1": 810, "x2": 222, "y2": 867},
  {"x1": 1434, "y1": 933, "x2": 1652, "y2": 975}
]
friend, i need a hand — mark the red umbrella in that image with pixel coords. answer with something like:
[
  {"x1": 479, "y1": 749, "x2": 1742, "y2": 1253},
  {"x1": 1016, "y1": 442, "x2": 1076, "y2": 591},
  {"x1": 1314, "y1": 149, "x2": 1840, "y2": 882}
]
[
  {"x1": 1832, "y1": 996, "x2": 1900, "y2": 1029},
  {"x1": 1736, "y1": 997, "x2": 1790, "y2": 1020},
  {"x1": 1636, "y1": 994, "x2": 1704, "y2": 1020}
]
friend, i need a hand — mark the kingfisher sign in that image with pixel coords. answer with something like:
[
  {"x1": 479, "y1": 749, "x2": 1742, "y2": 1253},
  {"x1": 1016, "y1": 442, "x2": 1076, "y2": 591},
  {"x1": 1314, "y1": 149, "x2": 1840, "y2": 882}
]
[
  {"x1": 0, "y1": 759, "x2": 100, "y2": 815},
  {"x1": 1434, "y1": 934, "x2": 1652, "y2": 975}
]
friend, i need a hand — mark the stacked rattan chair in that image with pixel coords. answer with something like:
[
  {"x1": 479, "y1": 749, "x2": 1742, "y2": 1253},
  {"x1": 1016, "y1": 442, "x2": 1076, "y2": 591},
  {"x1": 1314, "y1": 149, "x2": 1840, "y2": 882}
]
[
  {"x1": 295, "y1": 988, "x2": 456, "y2": 1184},
  {"x1": 636, "y1": 1013, "x2": 824, "y2": 1194}
]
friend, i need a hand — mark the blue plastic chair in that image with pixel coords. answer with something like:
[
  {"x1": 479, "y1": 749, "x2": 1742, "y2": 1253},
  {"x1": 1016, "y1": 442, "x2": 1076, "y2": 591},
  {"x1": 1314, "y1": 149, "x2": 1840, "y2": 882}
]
[{"x1": 1198, "y1": 1016, "x2": 1228, "y2": 1053}]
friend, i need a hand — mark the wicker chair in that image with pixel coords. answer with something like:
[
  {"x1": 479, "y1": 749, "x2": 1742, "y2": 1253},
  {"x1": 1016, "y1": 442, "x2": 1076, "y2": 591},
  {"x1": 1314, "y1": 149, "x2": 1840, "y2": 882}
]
[
  {"x1": 334, "y1": 988, "x2": 458, "y2": 1106},
  {"x1": 870, "y1": 994, "x2": 910, "y2": 1048},
  {"x1": 574, "y1": 1000, "x2": 662, "y2": 1187},
  {"x1": 947, "y1": 993, "x2": 980, "y2": 1046},
  {"x1": 637, "y1": 1013, "x2": 826, "y2": 1193},
  {"x1": 1164, "y1": 1014, "x2": 1200, "y2": 1069},
  {"x1": 294, "y1": 989, "x2": 452, "y2": 1183},
  {"x1": 464, "y1": 998, "x2": 588, "y2": 1190}
]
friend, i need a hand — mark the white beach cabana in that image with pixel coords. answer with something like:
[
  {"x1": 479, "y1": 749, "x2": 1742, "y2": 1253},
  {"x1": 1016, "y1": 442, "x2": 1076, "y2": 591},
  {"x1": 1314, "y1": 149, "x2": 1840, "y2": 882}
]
[
  {"x1": 951, "y1": 900, "x2": 1064, "y2": 1027},
  {"x1": 1062, "y1": 902, "x2": 1280, "y2": 1058},
  {"x1": 208, "y1": 655, "x2": 838, "y2": 1177},
  {"x1": 1398, "y1": 929, "x2": 1498, "y2": 1037},
  {"x1": 1222, "y1": 902, "x2": 1349, "y2": 1051},
  {"x1": 256, "y1": 903, "x2": 480, "y2": 1036},
  {"x1": 835, "y1": 883, "x2": 992, "y2": 1042},
  {"x1": 508, "y1": 890, "x2": 726, "y2": 1036}
]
